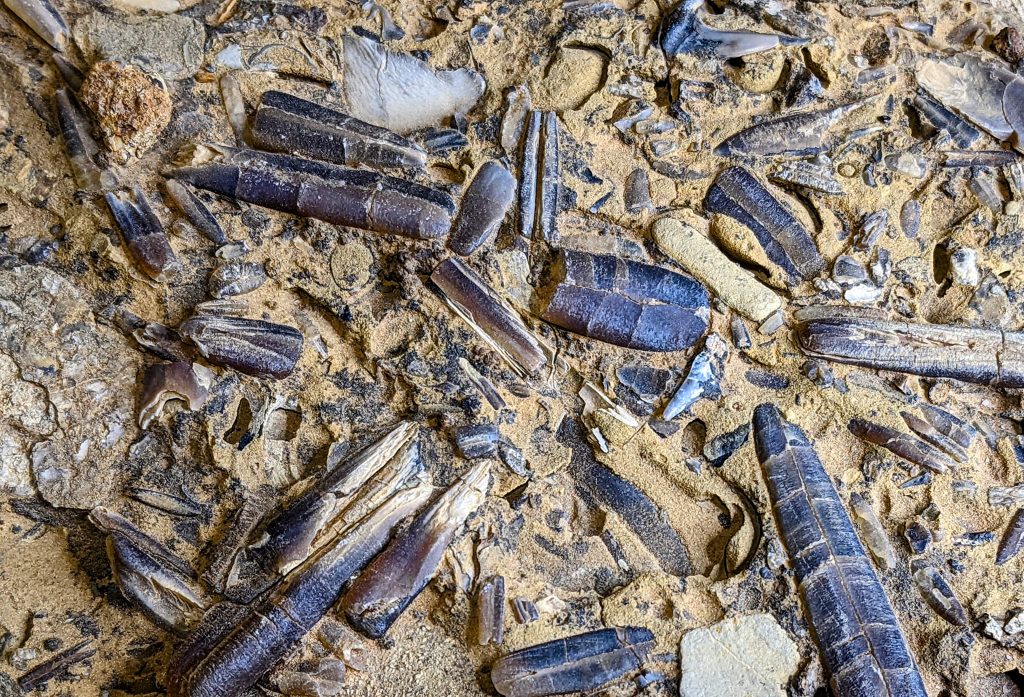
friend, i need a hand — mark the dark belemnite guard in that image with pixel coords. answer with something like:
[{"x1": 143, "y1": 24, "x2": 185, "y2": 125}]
[
  {"x1": 539, "y1": 249, "x2": 709, "y2": 352},
  {"x1": 795, "y1": 313, "x2": 1024, "y2": 387},
  {"x1": 105, "y1": 186, "x2": 181, "y2": 282},
  {"x1": 179, "y1": 314, "x2": 303, "y2": 379},
  {"x1": 249, "y1": 90, "x2": 427, "y2": 169},
  {"x1": 448, "y1": 161, "x2": 516, "y2": 256},
  {"x1": 341, "y1": 463, "x2": 490, "y2": 639},
  {"x1": 489, "y1": 627, "x2": 655, "y2": 697},
  {"x1": 431, "y1": 257, "x2": 549, "y2": 377},
  {"x1": 752, "y1": 404, "x2": 928, "y2": 697},
  {"x1": 169, "y1": 145, "x2": 453, "y2": 240},
  {"x1": 704, "y1": 166, "x2": 825, "y2": 281}
]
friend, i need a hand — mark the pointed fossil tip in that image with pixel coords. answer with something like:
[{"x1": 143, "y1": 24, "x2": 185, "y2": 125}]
[
  {"x1": 713, "y1": 141, "x2": 731, "y2": 157},
  {"x1": 752, "y1": 403, "x2": 801, "y2": 463}
]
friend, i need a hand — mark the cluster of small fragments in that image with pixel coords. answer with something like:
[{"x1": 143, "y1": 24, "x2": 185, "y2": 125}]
[{"x1": 6, "y1": 0, "x2": 1024, "y2": 695}]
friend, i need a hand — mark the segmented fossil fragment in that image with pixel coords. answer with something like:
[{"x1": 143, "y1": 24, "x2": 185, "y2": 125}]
[
  {"x1": 249, "y1": 90, "x2": 427, "y2": 169},
  {"x1": 913, "y1": 92, "x2": 980, "y2": 148},
  {"x1": 662, "y1": 333, "x2": 728, "y2": 420},
  {"x1": 518, "y1": 111, "x2": 541, "y2": 239},
  {"x1": 848, "y1": 418, "x2": 955, "y2": 474},
  {"x1": 138, "y1": 361, "x2": 213, "y2": 429},
  {"x1": 4, "y1": 0, "x2": 67, "y2": 51},
  {"x1": 242, "y1": 421, "x2": 421, "y2": 577},
  {"x1": 169, "y1": 145, "x2": 453, "y2": 239},
  {"x1": 714, "y1": 102, "x2": 864, "y2": 157},
  {"x1": 770, "y1": 159, "x2": 844, "y2": 195},
  {"x1": 341, "y1": 463, "x2": 490, "y2": 639},
  {"x1": 164, "y1": 179, "x2": 227, "y2": 245},
  {"x1": 166, "y1": 482, "x2": 433, "y2": 697},
  {"x1": 910, "y1": 561, "x2": 968, "y2": 626},
  {"x1": 850, "y1": 493, "x2": 896, "y2": 570},
  {"x1": 538, "y1": 111, "x2": 560, "y2": 243},
  {"x1": 653, "y1": 216, "x2": 781, "y2": 322},
  {"x1": 17, "y1": 640, "x2": 95, "y2": 692},
  {"x1": 89, "y1": 507, "x2": 207, "y2": 635},
  {"x1": 660, "y1": 0, "x2": 803, "y2": 58},
  {"x1": 854, "y1": 210, "x2": 889, "y2": 250},
  {"x1": 705, "y1": 167, "x2": 825, "y2": 281},
  {"x1": 795, "y1": 314, "x2": 1024, "y2": 387},
  {"x1": 997, "y1": 509, "x2": 1024, "y2": 565},
  {"x1": 431, "y1": 258, "x2": 549, "y2": 377},
  {"x1": 513, "y1": 597, "x2": 539, "y2": 624},
  {"x1": 106, "y1": 187, "x2": 181, "y2": 282},
  {"x1": 568, "y1": 420, "x2": 691, "y2": 576},
  {"x1": 900, "y1": 410, "x2": 969, "y2": 463},
  {"x1": 55, "y1": 88, "x2": 114, "y2": 191},
  {"x1": 456, "y1": 423, "x2": 499, "y2": 459},
  {"x1": 477, "y1": 575, "x2": 505, "y2": 646},
  {"x1": 490, "y1": 627, "x2": 655, "y2": 697},
  {"x1": 449, "y1": 161, "x2": 516, "y2": 256},
  {"x1": 540, "y1": 249, "x2": 710, "y2": 352},
  {"x1": 209, "y1": 261, "x2": 267, "y2": 299},
  {"x1": 752, "y1": 404, "x2": 928, "y2": 697},
  {"x1": 179, "y1": 315, "x2": 303, "y2": 379}
]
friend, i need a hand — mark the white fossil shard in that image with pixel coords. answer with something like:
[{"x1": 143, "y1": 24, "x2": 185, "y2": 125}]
[{"x1": 342, "y1": 33, "x2": 485, "y2": 134}]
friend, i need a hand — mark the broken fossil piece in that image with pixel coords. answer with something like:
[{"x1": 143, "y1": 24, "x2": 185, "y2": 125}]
[
  {"x1": 752, "y1": 404, "x2": 928, "y2": 697},
  {"x1": 138, "y1": 362, "x2": 214, "y2": 429},
  {"x1": 209, "y1": 262, "x2": 268, "y2": 299},
  {"x1": 661, "y1": 0, "x2": 804, "y2": 59},
  {"x1": 250, "y1": 90, "x2": 428, "y2": 170},
  {"x1": 490, "y1": 627, "x2": 654, "y2": 697},
  {"x1": 89, "y1": 507, "x2": 207, "y2": 634},
  {"x1": 341, "y1": 462, "x2": 490, "y2": 639},
  {"x1": 342, "y1": 33, "x2": 485, "y2": 133},
  {"x1": 55, "y1": 88, "x2": 115, "y2": 192},
  {"x1": 539, "y1": 249, "x2": 710, "y2": 352},
  {"x1": 170, "y1": 145, "x2": 453, "y2": 240},
  {"x1": 704, "y1": 167, "x2": 825, "y2": 282},
  {"x1": 714, "y1": 102, "x2": 865, "y2": 157},
  {"x1": 80, "y1": 61, "x2": 172, "y2": 162},
  {"x1": 106, "y1": 187, "x2": 181, "y2": 282},
  {"x1": 848, "y1": 418, "x2": 956, "y2": 474},
  {"x1": 678, "y1": 614, "x2": 799, "y2": 697},
  {"x1": 662, "y1": 333, "x2": 729, "y2": 420},
  {"x1": 164, "y1": 179, "x2": 227, "y2": 245},
  {"x1": 167, "y1": 482, "x2": 434, "y2": 697},
  {"x1": 431, "y1": 258, "x2": 549, "y2": 377},
  {"x1": 449, "y1": 161, "x2": 516, "y2": 256},
  {"x1": 795, "y1": 313, "x2": 1024, "y2": 387},
  {"x1": 179, "y1": 315, "x2": 304, "y2": 379}
]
